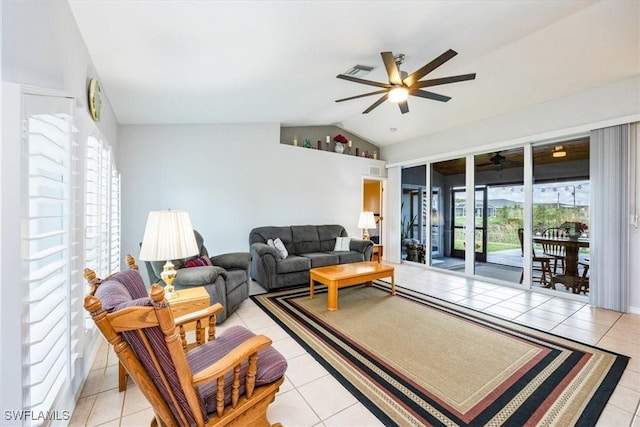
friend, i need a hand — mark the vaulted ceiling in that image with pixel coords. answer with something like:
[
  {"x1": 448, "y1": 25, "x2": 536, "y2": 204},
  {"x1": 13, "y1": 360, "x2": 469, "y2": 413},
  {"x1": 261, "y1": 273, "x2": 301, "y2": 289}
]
[{"x1": 68, "y1": 1, "x2": 639, "y2": 146}]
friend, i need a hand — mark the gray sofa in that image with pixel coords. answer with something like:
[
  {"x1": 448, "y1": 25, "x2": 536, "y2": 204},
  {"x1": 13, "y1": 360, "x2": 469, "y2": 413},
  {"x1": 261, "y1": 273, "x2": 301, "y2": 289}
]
[
  {"x1": 249, "y1": 225, "x2": 373, "y2": 291},
  {"x1": 143, "y1": 230, "x2": 250, "y2": 323}
]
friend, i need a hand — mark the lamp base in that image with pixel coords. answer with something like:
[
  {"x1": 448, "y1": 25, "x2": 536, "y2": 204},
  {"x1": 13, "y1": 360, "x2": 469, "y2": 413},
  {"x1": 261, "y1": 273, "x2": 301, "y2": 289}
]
[
  {"x1": 363, "y1": 229, "x2": 370, "y2": 240},
  {"x1": 164, "y1": 286, "x2": 178, "y2": 299},
  {"x1": 161, "y1": 260, "x2": 179, "y2": 300}
]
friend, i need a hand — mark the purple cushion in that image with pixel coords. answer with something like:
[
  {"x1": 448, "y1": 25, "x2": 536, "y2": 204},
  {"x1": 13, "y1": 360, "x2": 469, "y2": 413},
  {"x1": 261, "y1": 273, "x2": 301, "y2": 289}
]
[{"x1": 187, "y1": 325, "x2": 287, "y2": 412}]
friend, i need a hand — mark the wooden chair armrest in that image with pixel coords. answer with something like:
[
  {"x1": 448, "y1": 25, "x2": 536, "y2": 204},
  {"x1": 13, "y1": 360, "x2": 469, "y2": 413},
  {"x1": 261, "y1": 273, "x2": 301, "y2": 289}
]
[
  {"x1": 192, "y1": 334, "x2": 272, "y2": 387},
  {"x1": 174, "y1": 303, "x2": 223, "y2": 326}
]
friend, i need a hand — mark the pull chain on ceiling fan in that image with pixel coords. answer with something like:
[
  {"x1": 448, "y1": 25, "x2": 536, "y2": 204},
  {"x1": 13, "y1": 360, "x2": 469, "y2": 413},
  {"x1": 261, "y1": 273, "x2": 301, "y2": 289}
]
[{"x1": 335, "y1": 49, "x2": 476, "y2": 114}]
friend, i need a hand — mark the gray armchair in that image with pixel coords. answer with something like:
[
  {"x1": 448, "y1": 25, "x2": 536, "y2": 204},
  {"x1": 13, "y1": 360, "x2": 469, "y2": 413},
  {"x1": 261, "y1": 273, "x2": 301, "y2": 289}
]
[{"x1": 143, "y1": 230, "x2": 250, "y2": 323}]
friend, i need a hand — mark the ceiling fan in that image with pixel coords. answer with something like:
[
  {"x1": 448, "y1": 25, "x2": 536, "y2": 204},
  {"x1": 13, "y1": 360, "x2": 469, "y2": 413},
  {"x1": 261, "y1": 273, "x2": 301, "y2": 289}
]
[
  {"x1": 335, "y1": 49, "x2": 476, "y2": 114},
  {"x1": 478, "y1": 152, "x2": 523, "y2": 171}
]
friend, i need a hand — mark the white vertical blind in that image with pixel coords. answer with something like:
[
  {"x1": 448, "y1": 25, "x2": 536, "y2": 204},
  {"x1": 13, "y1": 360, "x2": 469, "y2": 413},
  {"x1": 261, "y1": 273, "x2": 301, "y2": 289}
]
[
  {"x1": 23, "y1": 96, "x2": 72, "y2": 423},
  {"x1": 590, "y1": 124, "x2": 630, "y2": 312}
]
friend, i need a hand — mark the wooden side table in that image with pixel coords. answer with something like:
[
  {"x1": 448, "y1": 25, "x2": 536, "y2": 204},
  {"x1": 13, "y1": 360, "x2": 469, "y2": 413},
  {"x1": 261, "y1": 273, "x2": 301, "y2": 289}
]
[
  {"x1": 372, "y1": 244, "x2": 383, "y2": 263},
  {"x1": 117, "y1": 286, "x2": 210, "y2": 391}
]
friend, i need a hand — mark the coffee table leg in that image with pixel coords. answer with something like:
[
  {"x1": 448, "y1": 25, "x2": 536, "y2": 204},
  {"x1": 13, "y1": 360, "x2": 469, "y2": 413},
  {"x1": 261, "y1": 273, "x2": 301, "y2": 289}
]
[
  {"x1": 327, "y1": 282, "x2": 338, "y2": 311},
  {"x1": 390, "y1": 274, "x2": 396, "y2": 296},
  {"x1": 310, "y1": 278, "x2": 315, "y2": 299}
]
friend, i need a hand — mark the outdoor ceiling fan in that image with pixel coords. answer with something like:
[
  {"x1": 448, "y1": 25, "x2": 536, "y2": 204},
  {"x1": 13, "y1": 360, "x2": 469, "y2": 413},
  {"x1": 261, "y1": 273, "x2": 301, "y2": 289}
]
[
  {"x1": 335, "y1": 49, "x2": 476, "y2": 114},
  {"x1": 478, "y1": 152, "x2": 523, "y2": 171}
]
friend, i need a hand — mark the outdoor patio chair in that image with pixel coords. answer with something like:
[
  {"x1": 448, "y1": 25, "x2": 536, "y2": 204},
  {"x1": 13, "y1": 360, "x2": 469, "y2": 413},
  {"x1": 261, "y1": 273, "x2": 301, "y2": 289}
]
[
  {"x1": 541, "y1": 227, "x2": 568, "y2": 274},
  {"x1": 518, "y1": 228, "x2": 554, "y2": 287}
]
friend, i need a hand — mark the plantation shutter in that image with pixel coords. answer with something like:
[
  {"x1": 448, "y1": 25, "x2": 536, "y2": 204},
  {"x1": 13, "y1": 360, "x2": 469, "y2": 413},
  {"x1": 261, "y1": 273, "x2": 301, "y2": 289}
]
[
  {"x1": 109, "y1": 153, "x2": 121, "y2": 273},
  {"x1": 85, "y1": 131, "x2": 120, "y2": 296},
  {"x1": 22, "y1": 93, "x2": 74, "y2": 423}
]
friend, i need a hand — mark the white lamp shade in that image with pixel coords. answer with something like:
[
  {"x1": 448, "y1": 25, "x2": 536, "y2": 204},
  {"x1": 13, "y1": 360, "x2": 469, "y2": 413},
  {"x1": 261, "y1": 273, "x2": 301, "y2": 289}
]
[
  {"x1": 139, "y1": 210, "x2": 199, "y2": 261},
  {"x1": 357, "y1": 211, "x2": 377, "y2": 230}
]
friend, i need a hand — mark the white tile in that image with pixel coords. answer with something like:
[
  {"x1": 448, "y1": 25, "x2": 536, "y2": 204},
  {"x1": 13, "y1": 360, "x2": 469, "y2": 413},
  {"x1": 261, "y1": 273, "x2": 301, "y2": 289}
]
[
  {"x1": 86, "y1": 388, "x2": 124, "y2": 426},
  {"x1": 267, "y1": 389, "x2": 321, "y2": 427},
  {"x1": 297, "y1": 374, "x2": 358, "y2": 420},
  {"x1": 323, "y1": 402, "x2": 385, "y2": 427},
  {"x1": 122, "y1": 384, "x2": 152, "y2": 416},
  {"x1": 284, "y1": 354, "x2": 329, "y2": 387},
  {"x1": 271, "y1": 336, "x2": 308, "y2": 360},
  {"x1": 119, "y1": 407, "x2": 155, "y2": 426}
]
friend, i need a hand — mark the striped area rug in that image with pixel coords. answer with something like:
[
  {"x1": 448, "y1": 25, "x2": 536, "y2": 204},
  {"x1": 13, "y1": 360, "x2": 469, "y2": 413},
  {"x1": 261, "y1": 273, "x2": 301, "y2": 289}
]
[{"x1": 252, "y1": 282, "x2": 629, "y2": 426}]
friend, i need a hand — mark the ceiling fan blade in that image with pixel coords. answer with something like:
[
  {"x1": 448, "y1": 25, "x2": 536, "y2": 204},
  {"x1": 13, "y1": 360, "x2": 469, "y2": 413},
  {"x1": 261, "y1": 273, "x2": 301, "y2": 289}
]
[
  {"x1": 410, "y1": 89, "x2": 451, "y2": 103},
  {"x1": 337, "y1": 74, "x2": 391, "y2": 89},
  {"x1": 381, "y1": 51, "x2": 402, "y2": 85},
  {"x1": 413, "y1": 73, "x2": 477, "y2": 89},
  {"x1": 335, "y1": 89, "x2": 388, "y2": 103},
  {"x1": 403, "y1": 49, "x2": 458, "y2": 87},
  {"x1": 362, "y1": 94, "x2": 388, "y2": 114},
  {"x1": 398, "y1": 100, "x2": 409, "y2": 114}
]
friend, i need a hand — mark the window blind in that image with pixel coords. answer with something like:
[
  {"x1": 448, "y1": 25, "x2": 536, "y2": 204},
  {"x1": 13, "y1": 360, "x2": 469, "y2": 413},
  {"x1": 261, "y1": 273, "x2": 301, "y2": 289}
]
[{"x1": 23, "y1": 106, "x2": 72, "y2": 422}]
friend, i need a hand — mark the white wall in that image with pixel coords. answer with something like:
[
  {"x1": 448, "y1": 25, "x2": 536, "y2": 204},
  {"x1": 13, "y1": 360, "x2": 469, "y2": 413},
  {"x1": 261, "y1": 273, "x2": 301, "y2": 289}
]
[{"x1": 118, "y1": 123, "x2": 386, "y2": 282}]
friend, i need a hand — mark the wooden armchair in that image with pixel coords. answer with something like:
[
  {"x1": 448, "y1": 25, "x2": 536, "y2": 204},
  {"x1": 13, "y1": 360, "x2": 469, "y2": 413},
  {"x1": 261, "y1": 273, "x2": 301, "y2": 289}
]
[{"x1": 84, "y1": 256, "x2": 287, "y2": 427}]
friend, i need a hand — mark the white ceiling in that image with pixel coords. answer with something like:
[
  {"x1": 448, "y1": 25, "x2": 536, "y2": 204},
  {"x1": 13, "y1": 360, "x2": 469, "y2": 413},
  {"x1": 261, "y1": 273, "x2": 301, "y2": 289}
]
[{"x1": 68, "y1": 0, "x2": 638, "y2": 146}]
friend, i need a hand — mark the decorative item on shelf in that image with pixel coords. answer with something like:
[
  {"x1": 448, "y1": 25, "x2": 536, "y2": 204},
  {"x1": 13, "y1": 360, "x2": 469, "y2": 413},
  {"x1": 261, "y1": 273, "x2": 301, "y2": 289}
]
[
  {"x1": 357, "y1": 211, "x2": 377, "y2": 240},
  {"x1": 347, "y1": 140, "x2": 353, "y2": 154},
  {"x1": 561, "y1": 221, "x2": 588, "y2": 240},
  {"x1": 333, "y1": 134, "x2": 348, "y2": 153},
  {"x1": 139, "y1": 210, "x2": 199, "y2": 299},
  {"x1": 317, "y1": 140, "x2": 322, "y2": 150},
  {"x1": 304, "y1": 138, "x2": 312, "y2": 148},
  {"x1": 355, "y1": 147, "x2": 360, "y2": 156},
  {"x1": 293, "y1": 137, "x2": 298, "y2": 147},
  {"x1": 326, "y1": 135, "x2": 330, "y2": 149}
]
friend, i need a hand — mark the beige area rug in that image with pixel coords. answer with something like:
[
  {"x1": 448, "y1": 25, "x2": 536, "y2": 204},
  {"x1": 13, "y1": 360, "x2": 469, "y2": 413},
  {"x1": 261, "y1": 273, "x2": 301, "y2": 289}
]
[{"x1": 252, "y1": 283, "x2": 628, "y2": 426}]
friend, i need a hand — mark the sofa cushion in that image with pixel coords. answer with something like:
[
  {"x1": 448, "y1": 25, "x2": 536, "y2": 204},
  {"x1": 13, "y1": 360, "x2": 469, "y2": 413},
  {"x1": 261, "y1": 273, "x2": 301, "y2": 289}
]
[
  {"x1": 291, "y1": 225, "x2": 322, "y2": 254},
  {"x1": 269, "y1": 238, "x2": 289, "y2": 260},
  {"x1": 318, "y1": 225, "x2": 348, "y2": 251},
  {"x1": 185, "y1": 256, "x2": 212, "y2": 268},
  {"x1": 249, "y1": 226, "x2": 293, "y2": 249},
  {"x1": 333, "y1": 237, "x2": 351, "y2": 251},
  {"x1": 336, "y1": 251, "x2": 365, "y2": 264},
  {"x1": 276, "y1": 255, "x2": 311, "y2": 274},
  {"x1": 187, "y1": 325, "x2": 287, "y2": 410},
  {"x1": 301, "y1": 252, "x2": 339, "y2": 268}
]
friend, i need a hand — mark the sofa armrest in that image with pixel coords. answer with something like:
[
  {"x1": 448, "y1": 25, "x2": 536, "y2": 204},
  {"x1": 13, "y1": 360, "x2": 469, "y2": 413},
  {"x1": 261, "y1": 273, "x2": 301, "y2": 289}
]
[
  {"x1": 210, "y1": 252, "x2": 250, "y2": 271},
  {"x1": 251, "y1": 242, "x2": 279, "y2": 258},
  {"x1": 349, "y1": 238, "x2": 373, "y2": 253},
  {"x1": 174, "y1": 265, "x2": 227, "y2": 286},
  {"x1": 250, "y1": 243, "x2": 279, "y2": 289}
]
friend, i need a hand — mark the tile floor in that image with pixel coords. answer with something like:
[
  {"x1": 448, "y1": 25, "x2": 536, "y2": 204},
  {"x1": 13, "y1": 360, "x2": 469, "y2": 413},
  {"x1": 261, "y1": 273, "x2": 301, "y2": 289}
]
[{"x1": 70, "y1": 263, "x2": 640, "y2": 426}]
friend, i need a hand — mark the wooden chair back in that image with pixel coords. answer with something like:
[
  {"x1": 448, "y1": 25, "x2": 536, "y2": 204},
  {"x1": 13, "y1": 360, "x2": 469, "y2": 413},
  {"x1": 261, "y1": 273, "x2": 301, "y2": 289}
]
[{"x1": 541, "y1": 227, "x2": 567, "y2": 258}]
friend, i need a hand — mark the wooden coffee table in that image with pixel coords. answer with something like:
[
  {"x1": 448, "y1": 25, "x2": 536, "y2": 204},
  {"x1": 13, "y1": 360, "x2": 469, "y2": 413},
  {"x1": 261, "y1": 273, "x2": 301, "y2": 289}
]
[{"x1": 309, "y1": 261, "x2": 395, "y2": 311}]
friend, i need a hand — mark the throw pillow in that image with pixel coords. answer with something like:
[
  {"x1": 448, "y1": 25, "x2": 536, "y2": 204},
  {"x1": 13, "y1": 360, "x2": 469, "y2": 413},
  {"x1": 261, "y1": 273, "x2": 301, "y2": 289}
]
[
  {"x1": 185, "y1": 256, "x2": 212, "y2": 268},
  {"x1": 269, "y1": 237, "x2": 288, "y2": 260},
  {"x1": 334, "y1": 236, "x2": 351, "y2": 251}
]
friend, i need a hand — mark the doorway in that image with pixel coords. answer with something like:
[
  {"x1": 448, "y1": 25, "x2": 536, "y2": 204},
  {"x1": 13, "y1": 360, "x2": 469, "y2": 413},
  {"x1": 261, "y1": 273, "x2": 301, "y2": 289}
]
[{"x1": 363, "y1": 179, "x2": 383, "y2": 244}]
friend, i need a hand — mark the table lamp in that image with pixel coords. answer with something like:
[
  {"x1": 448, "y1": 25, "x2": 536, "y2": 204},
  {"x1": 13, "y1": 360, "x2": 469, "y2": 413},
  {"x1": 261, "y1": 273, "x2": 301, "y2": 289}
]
[
  {"x1": 357, "y1": 211, "x2": 377, "y2": 240},
  {"x1": 139, "y1": 210, "x2": 199, "y2": 299}
]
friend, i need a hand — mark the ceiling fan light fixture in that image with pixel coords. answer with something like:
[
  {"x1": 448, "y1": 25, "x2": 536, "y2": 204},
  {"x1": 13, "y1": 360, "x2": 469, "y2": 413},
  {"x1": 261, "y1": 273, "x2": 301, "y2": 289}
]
[
  {"x1": 388, "y1": 86, "x2": 409, "y2": 103},
  {"x1": 552, "y1": 145, "x2": 567, "y2": 158}
]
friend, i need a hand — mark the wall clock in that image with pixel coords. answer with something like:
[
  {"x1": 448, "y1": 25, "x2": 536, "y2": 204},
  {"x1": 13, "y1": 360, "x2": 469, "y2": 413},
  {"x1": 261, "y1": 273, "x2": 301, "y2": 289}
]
[{"x1": 88, "y1": 78, "x2": 102, "y2": 122}]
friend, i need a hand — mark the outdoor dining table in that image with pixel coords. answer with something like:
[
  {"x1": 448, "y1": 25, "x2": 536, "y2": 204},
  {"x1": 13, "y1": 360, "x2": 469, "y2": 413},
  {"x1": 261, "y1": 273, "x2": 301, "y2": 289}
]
[{"x1": 532, "y1": 236, "x2": 589, "y2": 293}]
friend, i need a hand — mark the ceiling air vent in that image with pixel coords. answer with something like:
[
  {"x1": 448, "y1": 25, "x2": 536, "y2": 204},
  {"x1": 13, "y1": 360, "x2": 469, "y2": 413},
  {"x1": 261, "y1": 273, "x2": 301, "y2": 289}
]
[{"x1": 344, "y1": 64, "x2": 374, "y2": 78}]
